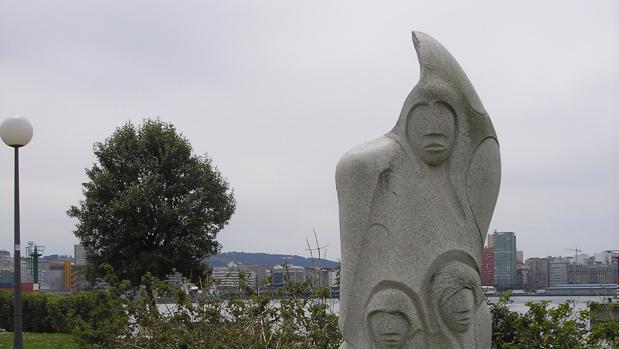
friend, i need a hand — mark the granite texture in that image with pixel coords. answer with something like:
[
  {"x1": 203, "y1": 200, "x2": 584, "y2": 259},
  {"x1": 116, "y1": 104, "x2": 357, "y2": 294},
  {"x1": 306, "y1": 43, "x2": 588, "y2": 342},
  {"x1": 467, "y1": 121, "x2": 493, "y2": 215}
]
[{"x1": 336, "y1": 31, "x2": 500, "y2": 349}]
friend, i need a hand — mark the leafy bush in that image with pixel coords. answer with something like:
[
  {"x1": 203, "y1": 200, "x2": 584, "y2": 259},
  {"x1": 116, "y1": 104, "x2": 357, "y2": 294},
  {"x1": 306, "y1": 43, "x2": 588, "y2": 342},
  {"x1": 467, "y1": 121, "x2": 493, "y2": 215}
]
[
  {"x1": 3, "y1": 277, "x2": 619, "y2": 348},
  {"x1": 490, "y1": 291, "x2": 619, "y2": 348},
  {"x1": 95, "y1": 271, "x2": 342, "y2": 348}
]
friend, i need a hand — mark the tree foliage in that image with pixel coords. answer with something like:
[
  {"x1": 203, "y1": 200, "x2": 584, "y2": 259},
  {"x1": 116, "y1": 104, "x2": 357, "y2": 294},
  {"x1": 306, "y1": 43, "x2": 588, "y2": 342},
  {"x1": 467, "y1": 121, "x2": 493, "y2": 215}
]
[{"x1": 68, "y1": 119, "x2": 235, "y2": 284}]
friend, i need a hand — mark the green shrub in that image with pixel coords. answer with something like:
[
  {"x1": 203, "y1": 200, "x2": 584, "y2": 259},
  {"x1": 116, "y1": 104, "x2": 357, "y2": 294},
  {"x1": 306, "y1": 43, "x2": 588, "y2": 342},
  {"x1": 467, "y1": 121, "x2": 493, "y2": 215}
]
[
  {"x1": 104, "y1": 273, "x2": 342, "y2": 349},
  {"x1": 0, "y1": 291, "x2": 59, "y2": 332},
  {"x1": 490, "y1": 291, "x2": 619, "y2": 348},
  {"x1": 3, "y1": 280, "x2": 619, "y2": 348},
  {"x1": 0, "y1": 286, "x2": 127, "y2": 341},
  {"x1": 0, "y1": 290, "x2": 12, "y2": 331}
]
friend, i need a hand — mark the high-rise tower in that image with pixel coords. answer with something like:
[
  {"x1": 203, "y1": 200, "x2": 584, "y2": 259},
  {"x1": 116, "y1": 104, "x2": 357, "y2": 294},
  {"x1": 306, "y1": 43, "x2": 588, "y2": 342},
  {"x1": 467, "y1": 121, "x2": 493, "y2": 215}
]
[{"x1": 493, "y1": 231, "x2": 517, "y2": 289}]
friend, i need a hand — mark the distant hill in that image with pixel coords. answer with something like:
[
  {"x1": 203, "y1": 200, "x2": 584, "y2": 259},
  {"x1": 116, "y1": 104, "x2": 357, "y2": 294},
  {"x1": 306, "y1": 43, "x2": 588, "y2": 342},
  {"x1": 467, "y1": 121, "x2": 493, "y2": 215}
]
[{"x1": 206, "y1": 252, "x2": 339, "y2": 269}]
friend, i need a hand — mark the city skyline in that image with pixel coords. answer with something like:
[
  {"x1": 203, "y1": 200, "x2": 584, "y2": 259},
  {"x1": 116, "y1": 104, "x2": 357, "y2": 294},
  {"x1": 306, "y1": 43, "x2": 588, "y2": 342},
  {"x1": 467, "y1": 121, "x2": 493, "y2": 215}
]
[
  {"x1": 0, "y1": 1, "x2": 617, "y2": 259},
  {"x1": 0, "y1": 241, "x2": 615, "y2": 266}
]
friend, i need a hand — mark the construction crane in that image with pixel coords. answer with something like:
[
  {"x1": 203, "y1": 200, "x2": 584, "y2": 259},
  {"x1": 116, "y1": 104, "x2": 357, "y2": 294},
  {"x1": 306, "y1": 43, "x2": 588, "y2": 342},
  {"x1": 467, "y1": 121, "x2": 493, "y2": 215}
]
[{"x1": 564, "y1": 247, "x2": 581, "y2": 264}]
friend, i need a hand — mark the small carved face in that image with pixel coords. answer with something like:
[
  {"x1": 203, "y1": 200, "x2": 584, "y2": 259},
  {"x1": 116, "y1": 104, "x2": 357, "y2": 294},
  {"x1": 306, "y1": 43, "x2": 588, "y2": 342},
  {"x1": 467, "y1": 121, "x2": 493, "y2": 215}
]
[
  {"x1": 369, "y1": 311, "x2": 410, "y2": 348},
  {"x1": 407, "y1": 103, "x2": 456, "y2": 166},
  {"x1": 440, "y1": 288, "x2": 475, "y2": 333}
]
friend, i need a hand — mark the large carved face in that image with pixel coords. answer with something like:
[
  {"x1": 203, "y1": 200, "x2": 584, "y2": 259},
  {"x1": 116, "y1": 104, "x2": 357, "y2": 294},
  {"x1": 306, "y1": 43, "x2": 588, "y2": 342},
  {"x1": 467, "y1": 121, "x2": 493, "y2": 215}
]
[
  {"x1": 440, "y1": 288, "x2": 475, "y2": 333},
  {"x1": 369, "y1": 311, "x2": 410, "y2": 348},
  {"x1": 406, "y1": 102, "x2": 456, "y2": 166}
]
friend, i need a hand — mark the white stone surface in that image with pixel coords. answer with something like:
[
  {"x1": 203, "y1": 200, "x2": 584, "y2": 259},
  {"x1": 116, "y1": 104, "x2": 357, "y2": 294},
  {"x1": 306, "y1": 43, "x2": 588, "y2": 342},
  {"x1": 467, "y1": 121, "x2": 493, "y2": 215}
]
[{"x1": 336, "y1": 31, "x2": 500, "y2": 348}]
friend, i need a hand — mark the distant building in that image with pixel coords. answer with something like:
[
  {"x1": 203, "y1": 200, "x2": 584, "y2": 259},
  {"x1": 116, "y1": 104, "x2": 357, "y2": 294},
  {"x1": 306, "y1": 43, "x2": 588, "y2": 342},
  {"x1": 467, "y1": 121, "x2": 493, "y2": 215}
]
[
  {"x1": 0, "y1": 250, "x2": 11, "y2": 272},
  {"x1": 310, "y1": 267, "x2": 338, "y2": 289},
  {"x1": 46, "y1": 261, "x2": 70, "y2": 292},
  {"x1": 516, "y1": 264, "x2": 529, "y2": 290},
  {"x1": 74, "y1": 244, "x2": 87, "y2": 266},
  {"x1": 212, "y1": 262, "x2": 257, "y2": 290},
  {"x1": 548, "y1": 257, "x2": 569, "y2": 286},
  {"x1": 486, "y1": 234, "x2": 495, "y2": 249},
  {"x1": 516, "y1": 251, "x2": 524, "y2": 264},
  {"x1": 481, "y1": 248, "x2": 494, "y2": 286},
  {"x1": 574, "y1": 253, "x2": 590, "y2": 265},
  {"x1": 42, "y1": 254, "x2": 72, "y2": 262},
  {"x1": 328, "y1": 268, "x2": 338, "y2": 287},
  {"x1": 21, "y1": 258, "x2": 31, "y2": 283},
  {"x1": 271, "y1": 263, "x2": 305, "y2": 287},
  {"x1": 594, "y1": 252, "x2": 612, "y2": 265},
  {"x1": 0, "y1": 270, "x2": 12, "y2": 286},
  {"x1": 248, "y1": 265, "x2": 269, "y2": 287},
  {"x1": 568, "y1": 263, "x2": 618, "y2": 285},
  {"x1": 525, "y1": 257, "x2": 548, "y2": 290},
  {"x1": 70, "y1": 265, "x2": 91, "y2": 292},
  {"x1": 493, "y1": 232, "x2": 517, "y2": 289}
]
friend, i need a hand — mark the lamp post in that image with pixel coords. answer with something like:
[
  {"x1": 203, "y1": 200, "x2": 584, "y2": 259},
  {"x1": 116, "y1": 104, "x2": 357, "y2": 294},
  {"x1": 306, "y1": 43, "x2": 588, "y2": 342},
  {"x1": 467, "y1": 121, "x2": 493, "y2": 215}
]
[{"x1": 0, "y1": 116, "x2": 33, "y2": 349}]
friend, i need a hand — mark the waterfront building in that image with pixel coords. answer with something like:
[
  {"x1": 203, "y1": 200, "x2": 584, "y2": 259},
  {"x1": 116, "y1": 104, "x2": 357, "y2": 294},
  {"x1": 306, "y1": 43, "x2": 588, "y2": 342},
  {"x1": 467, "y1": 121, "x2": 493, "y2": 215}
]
[
  {"x1": 493, "y1": 231, "x2": 517, "y2": 289},
  {"x1": 547, "y1": 257, "x2": 569, "y2": 286},
  {"x1": 212, "y1": 261, "x2": 257, "y2": 290},
  {"x1": 312, "y1": 267, "x2": 338, "y2": 289},
  {"x1": 568, "y1": 263, "x2": 618, "y2": 285},
  {"x1": 516, "y1": 264, "x2": 529, "y2": 290},
  {"x1": 481, "y1": 247, "x2": 493, "y2": 286},
  {"x1": 271, "y1": 263, "x2": 305, "y2": 286},
  {"x1": 525, "y1": 257, "x2": 548, "y2": 290},
  {"x1": 248, "y1": 265, "x2": 269, "y2": 287}
]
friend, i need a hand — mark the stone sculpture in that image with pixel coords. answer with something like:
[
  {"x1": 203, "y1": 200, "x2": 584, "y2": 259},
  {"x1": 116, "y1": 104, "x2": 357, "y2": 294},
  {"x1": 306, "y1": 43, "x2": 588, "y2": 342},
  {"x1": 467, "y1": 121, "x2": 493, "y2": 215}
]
[{"x1": 335, "y1": 31, "x2": 501, "y2": 348}]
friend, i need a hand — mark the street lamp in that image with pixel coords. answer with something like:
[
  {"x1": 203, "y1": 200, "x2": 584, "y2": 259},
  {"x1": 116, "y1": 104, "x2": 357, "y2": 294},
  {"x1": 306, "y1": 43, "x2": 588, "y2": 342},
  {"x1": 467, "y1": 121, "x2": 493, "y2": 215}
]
[{"x1": 0, "y1": 116, "x2": 33, "y2": 349}]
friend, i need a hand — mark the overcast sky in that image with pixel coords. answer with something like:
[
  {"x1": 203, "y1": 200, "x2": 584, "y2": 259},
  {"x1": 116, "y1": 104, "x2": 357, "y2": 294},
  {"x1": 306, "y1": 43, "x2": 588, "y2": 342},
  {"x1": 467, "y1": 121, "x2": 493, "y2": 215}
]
[{"x1": 0, "y1": 1, "x2": 617, "y2": 262}]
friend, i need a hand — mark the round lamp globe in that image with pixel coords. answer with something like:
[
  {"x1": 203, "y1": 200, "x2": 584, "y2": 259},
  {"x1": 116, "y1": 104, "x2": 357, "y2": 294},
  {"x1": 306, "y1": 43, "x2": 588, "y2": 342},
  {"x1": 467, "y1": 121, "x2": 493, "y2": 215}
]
[{"x1": 0, "y1": 116, "x2": 33, "y2": 147}]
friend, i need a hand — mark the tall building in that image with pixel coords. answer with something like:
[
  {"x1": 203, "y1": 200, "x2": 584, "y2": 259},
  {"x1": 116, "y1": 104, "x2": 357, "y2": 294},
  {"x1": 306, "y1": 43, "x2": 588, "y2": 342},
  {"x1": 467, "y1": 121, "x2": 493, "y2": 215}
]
[
  {"x1": 493, "y1": 231, "x2": 517, "y2": 289},
  {"x1": 480, "y1": 248, "x2": 494, "y2": 286},
  {"x1": 516, "y1": 251, "x2": 524, "y2": 264}
]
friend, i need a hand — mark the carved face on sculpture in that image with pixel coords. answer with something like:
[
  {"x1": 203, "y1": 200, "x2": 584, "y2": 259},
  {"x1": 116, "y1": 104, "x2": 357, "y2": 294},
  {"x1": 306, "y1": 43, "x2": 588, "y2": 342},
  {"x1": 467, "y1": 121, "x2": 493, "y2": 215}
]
[
  {"x1": 369, "y1": 311, "x2": 411, "y2": 348},
  {"x1": 440, "y1": 287, "x2": 475, "y2": 333},
  {"x1": 406, "y1": 102, "x2": 456, "y2": 166},
  {"x1": 430, "y1": 261, "x2": 483, "y2": 334},
  {"x1": 366, "y1": 288, "x2": 423, "y2": 348}
]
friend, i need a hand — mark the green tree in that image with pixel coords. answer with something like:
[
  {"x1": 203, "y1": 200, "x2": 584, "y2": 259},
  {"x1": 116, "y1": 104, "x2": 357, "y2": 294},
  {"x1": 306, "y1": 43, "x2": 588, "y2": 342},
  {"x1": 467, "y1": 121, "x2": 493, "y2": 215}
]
[{"x1": 68, "y1": 119, "x2": 235, "y2": 285}]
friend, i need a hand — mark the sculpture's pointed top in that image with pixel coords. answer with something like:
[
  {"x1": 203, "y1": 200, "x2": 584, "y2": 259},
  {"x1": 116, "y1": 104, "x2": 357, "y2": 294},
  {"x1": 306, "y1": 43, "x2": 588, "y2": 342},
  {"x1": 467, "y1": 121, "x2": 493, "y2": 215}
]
[{"x1": 410, "y1": 31, "x2": 486, "y2": 115}]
